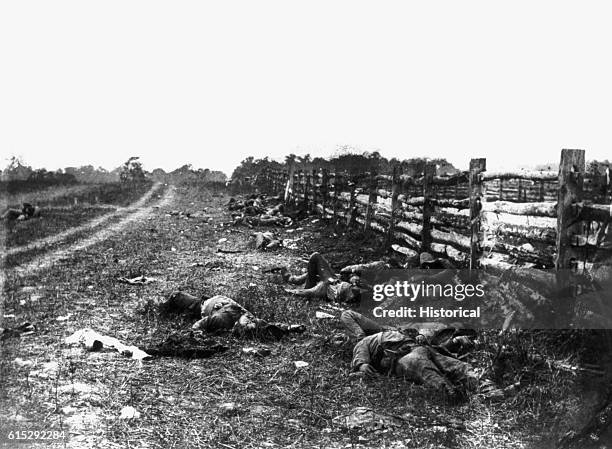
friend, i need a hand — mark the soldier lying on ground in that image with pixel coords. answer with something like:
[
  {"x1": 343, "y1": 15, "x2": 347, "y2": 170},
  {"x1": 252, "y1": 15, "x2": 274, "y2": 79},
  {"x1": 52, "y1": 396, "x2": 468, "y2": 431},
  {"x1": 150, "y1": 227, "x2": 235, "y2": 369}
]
[
  {"x1": 229, "y1": 194, "x2": 295, "y2": 227},
  {"x1": 281, "y1": 250, "x2": 449, "y2": 302},
  {"x1": 1, "y1": 202, "x2": 41, "y2": 221},
  {"x1": 228, "y1": 195, "x2": 284, "y2": 215},
  {"x1": 340, "y1": 310, "x2": 504, "y2": 402},
  {"x1": 162, "y1": 292, "x2": 305, "y2": 338},
  {"x1": 282, "y1": 252, "x2": 380, "y2": 303}
]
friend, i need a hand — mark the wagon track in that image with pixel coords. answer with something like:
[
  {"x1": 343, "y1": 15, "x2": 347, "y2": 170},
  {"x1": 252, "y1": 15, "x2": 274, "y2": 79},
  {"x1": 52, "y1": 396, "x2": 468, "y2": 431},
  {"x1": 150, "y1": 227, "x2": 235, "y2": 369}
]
[{"x1": 5, "y1": 182, "x2": 165, "y2": 258}]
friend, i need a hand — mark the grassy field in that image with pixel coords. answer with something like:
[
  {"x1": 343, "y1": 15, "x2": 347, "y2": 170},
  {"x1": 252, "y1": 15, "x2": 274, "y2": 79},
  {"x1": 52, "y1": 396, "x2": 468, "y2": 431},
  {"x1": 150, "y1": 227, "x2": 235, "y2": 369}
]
[
  {"x1": 2, "y1": 181, "x2": 157, "y2": 263},
  {"x1": 4, "y1": 181, "x2": 154, "y2": 209},
  {"x1": 1, "y1": 182, "x2": 611, "y2": 448}
]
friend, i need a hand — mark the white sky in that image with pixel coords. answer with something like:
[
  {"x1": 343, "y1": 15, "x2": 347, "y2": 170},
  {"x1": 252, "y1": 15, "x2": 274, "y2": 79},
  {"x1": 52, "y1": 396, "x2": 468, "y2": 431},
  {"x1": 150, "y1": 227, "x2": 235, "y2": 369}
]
[{"x1": 1, "y1": 1, "x2": 611, "y2": 176}]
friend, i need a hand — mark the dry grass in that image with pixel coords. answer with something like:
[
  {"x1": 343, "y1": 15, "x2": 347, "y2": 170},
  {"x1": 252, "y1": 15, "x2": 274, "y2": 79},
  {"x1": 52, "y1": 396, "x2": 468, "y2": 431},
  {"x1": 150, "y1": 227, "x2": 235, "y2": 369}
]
[{"x1": 1, "y1": 182, "x2": 611, "y2": 448}]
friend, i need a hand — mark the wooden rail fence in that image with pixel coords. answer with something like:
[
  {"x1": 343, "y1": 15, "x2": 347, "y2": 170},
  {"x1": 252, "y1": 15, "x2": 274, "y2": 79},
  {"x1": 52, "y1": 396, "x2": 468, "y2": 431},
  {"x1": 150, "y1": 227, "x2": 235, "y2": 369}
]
[{"x1": 251, "y1": 149, "x2": 612, "y2": 272}]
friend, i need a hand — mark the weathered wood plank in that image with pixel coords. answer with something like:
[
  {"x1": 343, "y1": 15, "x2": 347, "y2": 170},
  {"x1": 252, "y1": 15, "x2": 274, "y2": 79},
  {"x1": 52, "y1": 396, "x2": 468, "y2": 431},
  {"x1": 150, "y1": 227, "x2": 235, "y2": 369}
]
[
  {"x1": 556, "y1": 149, "x2": 585, "y2": 270},
  {"x1": 481, "y1": 170, "x2": 558, "y2": 182},
  {"x1": 421, "y1": 163, "x2": 435, "y2": 252},
  {"x1": 469, "y1": 158, "x2": 487, "y2": 269},
  {"x1": 483, "y1": 201, "x2": 557, "y2": 217}
]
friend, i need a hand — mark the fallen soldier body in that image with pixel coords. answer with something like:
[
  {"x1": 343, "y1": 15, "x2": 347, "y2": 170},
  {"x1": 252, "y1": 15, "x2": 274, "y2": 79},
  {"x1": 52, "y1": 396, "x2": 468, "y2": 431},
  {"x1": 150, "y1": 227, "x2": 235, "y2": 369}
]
[
  {"x1": 233, "y1": 214, "x2": 292, "y2": 227},
  {"x1": 282, "y1": 251, "x2": 457, "y2": 303},
  {"x1": 1, "y1": 202, "x2": 41, "y2": 221},
  {"x1": 341, "y1": 310, "x2": 487, "y2": 401},
  {"x1": 163, "y1": 292, "x2": 305, "y2": 338},
  {"x1": 282, "y1": 252, "x2": 380, "y2": 303}
]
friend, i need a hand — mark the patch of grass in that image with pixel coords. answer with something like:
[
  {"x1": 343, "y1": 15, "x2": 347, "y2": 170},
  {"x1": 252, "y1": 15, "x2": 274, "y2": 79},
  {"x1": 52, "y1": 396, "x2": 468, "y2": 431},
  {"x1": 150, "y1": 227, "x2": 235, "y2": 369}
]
[
  {"x1": 3, "y1": 207, "x2": 114, "y2": 249},
  {"x1": 4, "y1": 181, "x2": 153, "y2": 209}
]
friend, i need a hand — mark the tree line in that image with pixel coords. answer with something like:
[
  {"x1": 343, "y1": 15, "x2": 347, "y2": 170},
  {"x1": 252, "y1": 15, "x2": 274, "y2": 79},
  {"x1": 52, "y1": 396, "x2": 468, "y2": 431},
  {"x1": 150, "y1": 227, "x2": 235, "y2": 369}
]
[{"x1": 1, "y1": 156, "x2": 227, "y2": 185}]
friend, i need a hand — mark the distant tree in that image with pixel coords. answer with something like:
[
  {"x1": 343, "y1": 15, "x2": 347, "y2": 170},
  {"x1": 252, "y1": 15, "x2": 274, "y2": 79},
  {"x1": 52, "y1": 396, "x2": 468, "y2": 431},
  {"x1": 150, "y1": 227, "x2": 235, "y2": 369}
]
[
  {"x1": 284, "y1": 154, "x2": 297, "y2": 166},
  {"x1": 120, "y1": 157, "x2": 146, "y2": 183},
  {"x1": 297, "y1": 153, "x2": 312, "y2": 165},
  {"x1": 2, "y1": 156, "x2": 33, "y2": 181},
  {"x1": 587, "y1": 160, "x2": 610, "y2": 176}
]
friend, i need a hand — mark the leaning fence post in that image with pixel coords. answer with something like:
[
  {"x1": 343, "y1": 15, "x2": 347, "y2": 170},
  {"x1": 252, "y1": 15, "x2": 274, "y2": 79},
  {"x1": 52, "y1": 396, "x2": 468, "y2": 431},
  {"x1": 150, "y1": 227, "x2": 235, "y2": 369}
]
[
  {"x1": 469, "y1": 158, "x2": 487, "y2": 270},
  {"x1": 284, "y1": 164, "x2": 295, "y2": 207},
  {"x1": 386, "y1": 166, "x2": 400, "y2": 249},
  {"x1": 421, "y1": 163, "x2": 435, "y2": 253},
  {"x1": 364, "y1": 172, "x2": 378, "y2": 232}
]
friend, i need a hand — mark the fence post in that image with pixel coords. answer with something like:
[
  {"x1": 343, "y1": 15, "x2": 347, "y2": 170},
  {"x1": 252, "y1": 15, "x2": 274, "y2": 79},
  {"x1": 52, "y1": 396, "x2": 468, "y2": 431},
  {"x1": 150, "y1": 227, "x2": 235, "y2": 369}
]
[
  {"x1": 556, "y1": 149, "x2": 585, "y2": 270},
  {"x1": 364, "y1": 172, "x2": 378, "y2": 232},
  {"x1": 421, "y1": 163, "x2": 435, "y2": 253},
  {"x1": 347, "y1": 176, "x2": 357, "y2": 227},
  {"x1": 284, "y1": 165, "x2": 295, "y2": 207},
  {"x1": 386, "y1": 166, "x2": 400, "y2": 249},
  {"x1": 555, "y1": 149, "x2": 585, "y2": 326},
  {"x1": 303, "y1": 171, "x2": 310, "y2": 211},
  {"x1": 321, "y1": 169, "x2": 329, "y2": 220},
  {"x1": 297, "y1": 170, "x2": 303, "y2": 203},
  {"x1": 469, "y1": 158, "x2": 487, "y2": 270},
  {"x1": 331, "y1": 172, "x2": 339, "y2": 226},
  {"x1": 311, "y1": 169, "x2": 318, "y2": 214}
]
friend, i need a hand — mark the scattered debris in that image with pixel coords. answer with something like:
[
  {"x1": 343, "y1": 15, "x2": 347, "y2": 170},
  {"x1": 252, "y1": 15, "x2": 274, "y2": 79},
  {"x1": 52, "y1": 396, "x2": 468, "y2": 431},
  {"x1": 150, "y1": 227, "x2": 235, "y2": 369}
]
[
  {"x1": 250, "y1": 405, "x2": 276, "y2": 416},
  {"x1": 242, "y1": 346, "x2": 271, "y2": 357},
  {"x1": 218, "y1": 402, "x2": 240, "y2": 416},
  {"x1": 13, "y1": 358, "x2": 34, "y2": 368},
  {"x1": 332, "y1": 407, "x2": 405, "y2": 431},
  {"x1": 217, "y1": 248, "x2": 244, "y2": 254},
  {"x1": 119, "y1": 406, "x2": 141, "y2": 419},
  {"x1": 29, "y1": 361, "x2": 60, "y2": 379},
  {"x1": 58, "y1": 382, "x2": 95, "y2": 394},
  {"x1": 294, "y1": 361, "x2": 309, "y2": 369},
  {"x1": 61, "y1": 405, "x2": 78, "y2": 416},
  {"x1": 66, "y1": 328, "x2": 151, "y2": 360},
  {"x1": 118, "y1": 275, "x2": 158, "y2": 285},
  {"x1": 315, "y1": 311, "x2": 335, "y2": 320}
]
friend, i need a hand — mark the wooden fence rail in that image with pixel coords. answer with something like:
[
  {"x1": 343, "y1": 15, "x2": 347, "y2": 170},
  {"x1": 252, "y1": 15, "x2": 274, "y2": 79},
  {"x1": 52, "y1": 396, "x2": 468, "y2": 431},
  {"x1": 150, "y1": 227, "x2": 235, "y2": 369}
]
[{"x1": 249, "y1": 149, "x2": 611, "y2": 271}]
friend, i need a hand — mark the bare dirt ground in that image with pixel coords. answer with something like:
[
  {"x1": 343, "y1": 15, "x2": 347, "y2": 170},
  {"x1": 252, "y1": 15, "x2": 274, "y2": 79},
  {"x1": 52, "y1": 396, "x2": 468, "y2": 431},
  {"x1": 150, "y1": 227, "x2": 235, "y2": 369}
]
[{"x1": 1, "y1": 183, "x2": 608, "y2": 448}]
